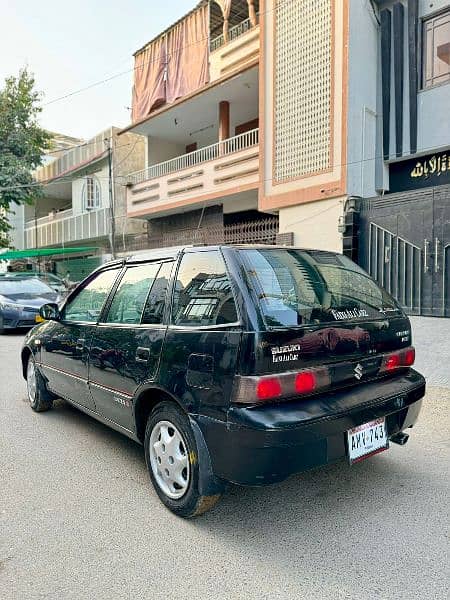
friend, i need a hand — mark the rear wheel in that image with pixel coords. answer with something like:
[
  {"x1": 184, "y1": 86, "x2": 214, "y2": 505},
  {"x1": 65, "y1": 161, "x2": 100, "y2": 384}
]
[
  {"x1": 0, "y1": 316, "x2": 5, "y2": 335},
  {"x1": 144, "y1": 402, "x2": 221, "y2": 517},
  {"x1": 26, "y1": 356, "x2": 54, "y2": 412}
]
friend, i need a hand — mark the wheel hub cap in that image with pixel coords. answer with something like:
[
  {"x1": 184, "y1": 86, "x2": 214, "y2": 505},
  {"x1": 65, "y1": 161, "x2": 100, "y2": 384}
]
[
  {"x1": 27, "y1": 360, "x2": 36, "y2": 404},
  {"x1": 149, "y1": 420, "x2": 190, "y2": 499}
]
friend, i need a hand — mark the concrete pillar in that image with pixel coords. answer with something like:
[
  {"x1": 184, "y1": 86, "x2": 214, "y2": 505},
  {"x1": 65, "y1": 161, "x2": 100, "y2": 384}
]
[
  {"x1": 219, "y1": 101, "x2": 230, "y2": 143},
  {"x1": 247, "y1": 0, "x2": 257, "y2": 27}
]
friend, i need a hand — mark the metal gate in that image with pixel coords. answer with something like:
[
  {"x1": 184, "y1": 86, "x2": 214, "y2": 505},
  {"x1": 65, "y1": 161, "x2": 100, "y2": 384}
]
[{"x1": 359, "y1": 185, "x2": 450, "y2": 317}]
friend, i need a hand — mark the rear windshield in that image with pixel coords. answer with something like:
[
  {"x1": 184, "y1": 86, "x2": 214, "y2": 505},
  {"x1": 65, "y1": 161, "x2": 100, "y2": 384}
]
[
  {"x1": 0, "y1": 277, "x2": 54, "y2": 296},
  {"x1": 239, "y1": 249, "x2": 402, "y2": 328}
]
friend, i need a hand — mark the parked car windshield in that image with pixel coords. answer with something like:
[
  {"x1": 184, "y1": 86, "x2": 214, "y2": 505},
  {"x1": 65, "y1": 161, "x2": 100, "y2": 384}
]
[
  {"x1": 239, "y1": 248, "x2": 402, "y2": 328},
  {"x1": 0, "y1": 277, "x2": 55, "y2": 298}
]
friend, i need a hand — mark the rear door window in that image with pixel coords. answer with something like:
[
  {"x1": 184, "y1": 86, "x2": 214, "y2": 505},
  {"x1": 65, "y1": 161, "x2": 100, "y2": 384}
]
[
  {"x1": 239, "y1": 249, "x2": 401, "y2": 328},
  {"x1": 172, "y1": 251, "x2": 238, "y2": 326},
  {"x1": 142, "y1": 261, "x2": 173, "y2": 324}
]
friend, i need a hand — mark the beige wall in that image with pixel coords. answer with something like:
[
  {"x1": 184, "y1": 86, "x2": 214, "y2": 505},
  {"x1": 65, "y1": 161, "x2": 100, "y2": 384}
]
[
  {"x1": 112, "y1": 130, "x2": 147, "y2": 237},
  {"x1": 278, "y1": 196, "x2": 344, "y2": 253},
  {"x1": 210, "y1": 25, "x2": 260, "y2": 81},
  {"x1": 259, "y1": 0, "x2": 348, "y2": 211}
]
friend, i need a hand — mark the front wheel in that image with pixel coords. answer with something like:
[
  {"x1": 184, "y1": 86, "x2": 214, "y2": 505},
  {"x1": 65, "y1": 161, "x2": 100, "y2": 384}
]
[
  {"x1": 26, "y1": 356, "x2": 54, "y2": 412},
  {"x1": 144, "y1": 402, "x2": 221, "y2": 517}
]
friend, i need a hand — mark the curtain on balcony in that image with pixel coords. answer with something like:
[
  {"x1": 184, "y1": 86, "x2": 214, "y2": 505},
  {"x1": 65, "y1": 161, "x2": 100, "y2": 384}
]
[
  {"x1": 166, "y1": 3, "x2": 209, "y2": 104},
  {"x1": 131, "y1": 36, "x2": 166, "y2": 123}
]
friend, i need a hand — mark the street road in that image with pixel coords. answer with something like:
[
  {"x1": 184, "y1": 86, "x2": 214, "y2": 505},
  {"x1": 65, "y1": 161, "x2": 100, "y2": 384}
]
[{"x1": 0, "y1": 331, "x2": 448, "y2": 600}]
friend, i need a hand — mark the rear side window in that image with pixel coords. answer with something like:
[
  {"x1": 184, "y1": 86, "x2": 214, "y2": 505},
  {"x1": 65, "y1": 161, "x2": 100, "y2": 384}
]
[
  {"x1": 239, "y1": 249, "x2": 401, "y2": 328},
  {"x1": 105, "y1": 263, "x2": 160, "y2": 324},
  {"x1": 172, "y1": 251, "x2": 238, "y2": 326},
  {"x1": 142, "y1": 261, "x2": 173, "y2": 324}
]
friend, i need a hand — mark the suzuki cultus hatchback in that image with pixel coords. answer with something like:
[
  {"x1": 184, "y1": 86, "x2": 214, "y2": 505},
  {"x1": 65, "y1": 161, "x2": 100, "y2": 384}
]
[{"x1": 22, "y1": 246, "x2": 425, "y2": 517}]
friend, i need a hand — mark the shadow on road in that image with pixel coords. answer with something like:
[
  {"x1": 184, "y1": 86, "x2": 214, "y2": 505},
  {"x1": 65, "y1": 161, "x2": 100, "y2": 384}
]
[{"x1": 43, "y1": 395, "x2": 428, "y2": 530}]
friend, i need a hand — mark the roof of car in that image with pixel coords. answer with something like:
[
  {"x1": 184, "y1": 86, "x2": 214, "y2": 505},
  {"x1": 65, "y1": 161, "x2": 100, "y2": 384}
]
[
  {"x1": 126, "y1": 245, "x2": 188, "y2": 263},
  {"x1": 0, "y1": 275, "x2": 41, "y2": 281},
  {"x1": 125, "y1": 244, "x2": 321, "y2": 263}
]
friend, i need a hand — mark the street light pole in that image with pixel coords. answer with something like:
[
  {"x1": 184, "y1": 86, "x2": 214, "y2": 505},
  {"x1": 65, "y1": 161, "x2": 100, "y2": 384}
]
[{"x1": 105, "y1": 136, "x2": 116, "y2": 259}]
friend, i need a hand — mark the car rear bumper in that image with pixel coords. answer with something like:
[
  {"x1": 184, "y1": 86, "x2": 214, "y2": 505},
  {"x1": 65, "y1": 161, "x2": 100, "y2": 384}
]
[{"x1": 195, "y1": 370, "x2": 426, "y2": 486}]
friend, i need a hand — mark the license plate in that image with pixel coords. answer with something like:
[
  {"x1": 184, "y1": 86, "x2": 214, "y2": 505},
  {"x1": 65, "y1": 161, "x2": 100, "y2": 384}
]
[{"x1": 347, "y1": 417, "x2": 388, "y2": 463}]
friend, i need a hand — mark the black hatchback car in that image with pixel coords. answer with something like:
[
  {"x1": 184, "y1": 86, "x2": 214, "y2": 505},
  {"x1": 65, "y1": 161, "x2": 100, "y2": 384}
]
[{"x1": 21, "y1": 245, "x2": 425, "y2": 517}]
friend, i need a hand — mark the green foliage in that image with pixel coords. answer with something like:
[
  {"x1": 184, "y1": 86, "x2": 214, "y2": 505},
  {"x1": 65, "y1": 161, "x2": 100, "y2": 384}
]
[{"x1": 0, "y1": 69, "x2": 52, "y2": 246}]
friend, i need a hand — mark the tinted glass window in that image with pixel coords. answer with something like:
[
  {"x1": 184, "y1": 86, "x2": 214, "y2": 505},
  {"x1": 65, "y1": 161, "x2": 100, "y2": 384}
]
[
  {"x1": 239, "y1": 249, "x2": 401, "y2": 328},
  {"x1": 172, "y1": 251, "x2": 238, "y2": 326},
  {"x1": 105, "y1": 263, "x2": 160, "y2": 324},
  {"x1": 63, "y1": 269, "x2": 119, "y2": 323},
  {"x1": 142, "y1": 261, "x2": 173, "y2": 325}
]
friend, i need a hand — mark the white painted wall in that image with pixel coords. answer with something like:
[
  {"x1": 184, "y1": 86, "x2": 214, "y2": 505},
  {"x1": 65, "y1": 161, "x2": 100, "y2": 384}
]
[
  {"x1": 71, "y1": 164, "x2": 110, "y2": 215},
  {"x1": 147, "y1": 137, "x2": 186, "y2": 167},
  {"x1": 278, "y1": 196, "x2": 344, "y2": 252}
]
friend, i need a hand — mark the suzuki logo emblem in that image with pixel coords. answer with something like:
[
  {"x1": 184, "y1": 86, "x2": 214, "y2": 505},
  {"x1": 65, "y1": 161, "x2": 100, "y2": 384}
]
[{"x1": 354, "y1": 363, "x2": 364, "y2": 380}]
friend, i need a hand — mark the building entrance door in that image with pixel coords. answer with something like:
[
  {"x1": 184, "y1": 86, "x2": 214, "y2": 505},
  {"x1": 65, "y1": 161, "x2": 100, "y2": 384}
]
[{"x1": 359, "y1": 185, "x2": 450, "y2": 317}]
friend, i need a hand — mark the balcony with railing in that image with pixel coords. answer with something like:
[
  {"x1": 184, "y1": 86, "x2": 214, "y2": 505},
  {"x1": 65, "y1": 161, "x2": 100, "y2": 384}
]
[
  {"x1": 209, "y1": 17, "x2": 260, "y2": 82},
  {"x1": 24, "y1": 207, "x2": 111, "y2": 249},
  {"x1": 127, "y1": 128, "x2": 259, "y2": 218},
  {"x1": 210, "y1": 16, "x2": 257, "y2": 52}
]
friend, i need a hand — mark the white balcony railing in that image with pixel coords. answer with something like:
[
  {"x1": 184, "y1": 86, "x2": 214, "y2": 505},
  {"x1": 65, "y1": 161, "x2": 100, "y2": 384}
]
[
  {"x1": 128, "y1": 128, "x2": 259, "y2": 186},
  {"x1": 33, "y1": 208, "x2": 73, "y2": 227},
  {"x1": 210, "y1": 16, "x2": 257, "y2": 52},
  {"x1": 24, "y1": 207, "x2": 110, "y2": 249}
]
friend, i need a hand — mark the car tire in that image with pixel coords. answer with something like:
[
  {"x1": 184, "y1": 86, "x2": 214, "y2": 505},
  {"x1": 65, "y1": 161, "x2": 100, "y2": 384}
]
[
  {"x1": 26, "y1": 355, "x2": 54, "y2": 412},
  {"x1": 144, "y1": 401, "x2": 221, "y2": 518},
  {"x1": 0, "y1": 316, "x2": 5, "y2": 335}
]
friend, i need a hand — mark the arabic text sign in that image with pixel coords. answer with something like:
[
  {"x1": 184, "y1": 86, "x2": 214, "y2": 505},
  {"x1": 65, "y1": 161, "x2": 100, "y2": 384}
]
[{"x1": 390, "y1": 151, "x2": 450, "y2": 192}]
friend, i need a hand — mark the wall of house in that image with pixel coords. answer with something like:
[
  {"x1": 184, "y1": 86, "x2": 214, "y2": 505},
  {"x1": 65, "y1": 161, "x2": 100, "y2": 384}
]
[
  {"x1": 346, "y1": 0, "x2": 385, "y2": 198},
  {"x1": 259, "y1": 0, "x2": 348, "y2": 234},
  {"x1": 71, "y1": 163, "x2": 110, "y2": 216},
  {"x1": 147, "y1": 138, "x2": 186, "y2": 166},
  {"x1": 112, "y1": 129, "x2": 147, "y2": 239},
  {"x1": 377, "y1": 0, "x2": 450, "y2": 169},
  {"x1": 417, "y1": 1, "x2": 450, "y2": 152},
  {"x1": 278, "y1": 196, "x2": 344, "y2": 253},
  {"x1": 346, "y1": 0, "x2": 450, "y2": 199},
  {"x1": 7, "y1": 205, "x2": 25, "y2": 249}
]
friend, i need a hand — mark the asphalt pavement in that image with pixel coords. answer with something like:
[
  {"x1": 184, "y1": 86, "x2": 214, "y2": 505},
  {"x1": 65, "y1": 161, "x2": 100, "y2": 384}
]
[{"x1": 0, "y1": 328, "x2": 449, "y2": 600}]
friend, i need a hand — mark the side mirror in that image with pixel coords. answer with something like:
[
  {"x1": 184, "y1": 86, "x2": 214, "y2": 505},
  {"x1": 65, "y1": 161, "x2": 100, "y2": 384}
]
[{"x1": 39, "y1": 303, "x2": 60, "y2": 321}]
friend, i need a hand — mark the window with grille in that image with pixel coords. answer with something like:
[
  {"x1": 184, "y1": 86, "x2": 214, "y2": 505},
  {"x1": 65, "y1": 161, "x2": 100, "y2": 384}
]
[
  {"x1": 82, "y1": 176, "x2": 101, "y2": 211},
  {"x1": 422, "y1": 10, "x2": 450, "y2": 89}
]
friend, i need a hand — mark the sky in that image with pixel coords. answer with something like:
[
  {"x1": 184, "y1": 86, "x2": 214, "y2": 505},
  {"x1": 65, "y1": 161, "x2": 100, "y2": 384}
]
[{"x1": 0, "y1": 0, "x2": 193, "y2": 140}]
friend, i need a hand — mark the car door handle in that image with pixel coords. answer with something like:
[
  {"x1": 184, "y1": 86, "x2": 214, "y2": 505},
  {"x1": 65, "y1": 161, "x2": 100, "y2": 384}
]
[
  {"x1": 135, "y1": 347, "x2": 150, "y2": 363},
  {"x1": 76, "y1": 338, "x2": 86, "y2": 351}
]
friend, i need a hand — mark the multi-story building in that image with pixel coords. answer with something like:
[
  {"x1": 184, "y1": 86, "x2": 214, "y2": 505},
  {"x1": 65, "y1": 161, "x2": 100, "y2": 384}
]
[
  {"x1": 343, "y1": 0, "x2": 450, "y2": 317},
  {"x1": 8, "y1": 132, "x2": 84, "y2": 251},
  {"x1": 121, "y1": 0, "x2": 348, "y2": 251},
  {"x1": 121, "y1": 0, "x2": 449, "y2": 316},
  {"x1": 21, "y1": 127, "x2": 146, "y2": 278}
]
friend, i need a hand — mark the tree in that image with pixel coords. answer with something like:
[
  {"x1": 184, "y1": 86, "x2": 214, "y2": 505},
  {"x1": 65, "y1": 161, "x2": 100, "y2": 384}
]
[{"x1": 0, "y1": 69, "x2": 51, "y2": 248}]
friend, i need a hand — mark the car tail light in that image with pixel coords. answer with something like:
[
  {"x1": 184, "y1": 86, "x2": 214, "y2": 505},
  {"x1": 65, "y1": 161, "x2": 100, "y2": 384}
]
[
  {"x1": 380, "y1": 347, "x2": 415, "y2": 373},
  {"x1": 256, "y1": 377, "x2": 282, "y2": 400},
  {"x1": 403, "y1": 347, "x2": 415, "y2": 366},
  {"x1": 232, "y1": 367, "x2": 329, "y2": 404},
  {"x1": 295, "y1": 371, "x2": 316, "y2": 394}
]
